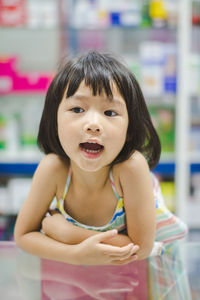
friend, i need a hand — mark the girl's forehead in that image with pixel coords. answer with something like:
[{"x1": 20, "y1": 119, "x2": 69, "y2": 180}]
[{"x1": 71, "y1": 80, "x2": 124, "y2": 101}]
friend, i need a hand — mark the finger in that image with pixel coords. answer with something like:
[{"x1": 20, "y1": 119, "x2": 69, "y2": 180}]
[
  {"x1": 114, "y1": 245, "x2": 139, "y2": 260},
  {"x1": 111, "y1": 255, "x2": 138, "y2": 265},
  {"x1": 109, "y1": 245, "x2": 139, "y2": 261},
  {"x1": 98, "y1": 242, "x2": 133, "y2": 255},
  {"x1": 93, "y1": 229, "x2": 118, "y2": 242},
  {"x1": 100, "y1": 243, "x2": 139, "y2": 257}
]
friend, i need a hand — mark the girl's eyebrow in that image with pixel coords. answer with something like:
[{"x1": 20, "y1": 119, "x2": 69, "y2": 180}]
[{"x1": 67, "y1": 94, "x2": 125, "y2": 107}]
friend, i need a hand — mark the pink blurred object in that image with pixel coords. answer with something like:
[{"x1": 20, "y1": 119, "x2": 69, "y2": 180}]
[
  {"x1": 0, "y1": 0, "x2": 26, "y2": 27},
  {"x1": 0, "y1": 57, "x2": 52, "y2": 94},
  {"x1": 41, "y1": 259, "x2": 148, "y2": 300}
]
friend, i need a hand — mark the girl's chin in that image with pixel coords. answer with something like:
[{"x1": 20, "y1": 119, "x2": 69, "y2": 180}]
[
  {"x1": 74, "y1": 158, "x2": 109, "y2": 173},
  {"x1": 78, "y1": 162, "x2": 104, "y2": 172},
  {"x1": 70, "y1": 149, "x2": 115, "y2": 171}
]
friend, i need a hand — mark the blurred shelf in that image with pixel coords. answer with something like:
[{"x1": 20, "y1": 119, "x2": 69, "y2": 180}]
[
  {"x1": 67, "y1": 25, "x2": 177, "y2": 31},
  {"x1": 0, "y1": 160, "x2": 175, "y2": 176},
  {"x1": 0, "y1": 151, "x2": 199, "y2": 176},
  {"x1": 0, "y1": 26, "x2": 60, "y2": 31},
  {"x1": 153, "y1": 162, "x2": 175, "y2": 175},
  {"x1": 0, "y1": 161, "x2": 199, "y2": 176},
  {"x1": 188, "y1": 152, "x2": 200, "y2": 164},
  {"x1": 0, "y1": 151, "x2": 43, "y2": 176},
  {"x1": 0, "y1": 151, "x2": 43, "y2": 163},
  {"x1": 0, "y1": 163, "x2": 37, "y2": 176}
]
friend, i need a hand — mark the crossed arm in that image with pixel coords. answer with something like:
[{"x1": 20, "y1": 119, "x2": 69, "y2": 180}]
[
  {"x1": 41, "y1": 211, "x2": 141, "y2": 261},
  {"x1": 42, "y1": 212, "x2": 132, "y2": 247},
  {"x1": 15, "y1": 153, "x2": 156, "y2": 265},
  {"x1": 14, "y1": 155, "x2": 140, "y2": 266},
  {"x1": 42, "y1": 153, "x2": 156, "y2": 262}
]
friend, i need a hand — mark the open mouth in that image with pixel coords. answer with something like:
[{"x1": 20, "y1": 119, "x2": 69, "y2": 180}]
[{"x1": 79, "y1": 142, "x2": 104, "y2": 154}]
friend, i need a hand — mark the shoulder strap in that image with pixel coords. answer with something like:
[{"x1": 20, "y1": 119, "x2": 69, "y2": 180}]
[
  {"x1": 109, "y1": 168, "x2": 122, "y2": 201},
  {"x1": 62, "y1": 166, "x2": 72, "y2": 200}
]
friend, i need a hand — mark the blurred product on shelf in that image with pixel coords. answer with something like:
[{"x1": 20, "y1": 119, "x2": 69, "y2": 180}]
[
  {"x1": 0, "y1": 175, "x2": 32, "y2": 241},
  {"x1": 192, "y1": 0, "x2": 200, "y2": 26},
  {"x1": 0, "y1": 95, "x2": 44, "y2": 154},
  {"x1": 112, "y1": 41, "x2": 177, "y2": 102},
  {"x1": 26, "y1": 0, "x2": 58, "y2": 28},
  {"x1": 0, "y1": 115, "x2": 6, "y2": 150},
  {"x1": 0, "y1": 215, "x2": 16, "y2": 240},
  {"x1": 141, "y1": 0, "x2": 152, "y2": 28},
  {"x1": 20, "y1": 99, "x2": 43, "y2": 149},
  {"x1": 149, "y1": 105, "x2": 175, "y2": 153},
  {"x1": 139, "y1": 41, "x2": 165, "y2": 97},
  {"x1": 68, "y1": 0, "x2": 178, "y2": 29},
  {"x1": 160, "y1": 180, "x2": 175, "y2": 212},
  {"x1": 149, "y1": 0, "x2": 167, "y2": 28},
  {"x1": 190, "y1": 125, "x2": 200, "y2": 153},
  {"x1": 187, "y1": 173, "x2": 200, "y2": 228},
  {"x1": 0, "y1": 0, "x2": 26, "y2": 27},
  {"x1": 191, "y1": 173, "x2": 200, "y2": 200},
  {"x1": 0, "y1": 178, "x2": 32, "y2": 215},
  {"x1": 139, "y1": 41, "x2": 176, "y2": 98},
  {"x1": 189, "y1": 54, "x2": 200, "y2": 96},
  {"x1": 0, "y1": 0, "x2": 58, "y2": 28},
  {"x1": 0, "y1": 176, "x2": 31, "y2": 241},
  {"x1": 0, "y1": 56, "x2": 49, "y2": 154},
  {"x1": 149, "y1": 0, "x2": 178, "y2": 29},
  {"x1": 0, "y1": 57, "x2": 52, "y2": 94},
  {"x1": 71, "y1": 0, "x2": 142, "y2": 28}
]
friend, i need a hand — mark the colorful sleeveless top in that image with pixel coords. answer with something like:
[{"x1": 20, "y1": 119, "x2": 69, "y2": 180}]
[
  {"x1": 48, "y1": 169, "x2": 190, "y2": 298},
  {"x1": 49, "y1": 168, "x2": 187, "y2": 243},
  {"x1": 50, "y1": 167, "x2": 126, "y2": 232}
]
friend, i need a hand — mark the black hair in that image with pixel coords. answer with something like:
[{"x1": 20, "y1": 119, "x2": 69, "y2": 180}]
[{"x1": 37, "y1": 50, "x2": 161, "y2": 169}]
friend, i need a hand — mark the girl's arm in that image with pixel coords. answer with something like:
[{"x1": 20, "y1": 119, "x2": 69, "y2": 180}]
[
  {"x1": 41, "y1": 153, "x2": 155, "y2": 260},
  {"x1": 42, "y1": 213, "x2": 164, "y2": 258},
  {"x1": 42, "y1": 212, "x2": 133, "y2": 247},
  {"x1": 120, "y1": 152, "x2": 157, "y2": 260},
  {"x1": 14, "y1": 154, "x2": 77, "y2": 263},
  {"x1": 14, "y1": 154, "x2": 137, "y2": 265}
]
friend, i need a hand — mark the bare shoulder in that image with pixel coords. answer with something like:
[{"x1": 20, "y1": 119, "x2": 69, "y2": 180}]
[
  {"x1": 37, "y1": 154, "x2": 68, "y2": 175},
  {"x1": 33, "y1": 154, "x2": 68, "y2": 189},
  {"x1": 112, "y1": 151, "x2": 151, "y2": 196},
  {"x1": 29, "y1": 154, "x2": 69, "y2": 202},
  {"x1": 118, "y1": 151, "x2": 150, "y2": 179},
  {"x1": 39, "y1": 153, "x2": 66, "y2": 169}
]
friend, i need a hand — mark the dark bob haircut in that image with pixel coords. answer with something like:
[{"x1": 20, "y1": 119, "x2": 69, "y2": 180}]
[{"x1": 37, "y1": 50, "x2": 161, "y2": 169}]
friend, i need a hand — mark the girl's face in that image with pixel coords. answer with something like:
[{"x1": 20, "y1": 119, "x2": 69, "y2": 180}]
[{"x1": 57, "y1": 81, "x2": 129, "y2": 172}]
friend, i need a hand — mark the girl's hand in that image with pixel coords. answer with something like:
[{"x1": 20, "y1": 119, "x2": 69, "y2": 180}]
[{"x1": 76, "y1": 230, "x2": 139, "y2": 265}]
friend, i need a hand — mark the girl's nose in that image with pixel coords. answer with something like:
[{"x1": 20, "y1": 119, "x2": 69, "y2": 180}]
[
  {"x1": 85, "y1": 124, "x2": 101, "y2": 133},
  {"x1": 83, "y1": 114, "x2": 103, "y2": 134}
]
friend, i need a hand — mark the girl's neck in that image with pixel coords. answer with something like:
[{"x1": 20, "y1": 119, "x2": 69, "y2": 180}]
[{"x1": 70, "y1": 161, "x2": 111, "y2": 191}]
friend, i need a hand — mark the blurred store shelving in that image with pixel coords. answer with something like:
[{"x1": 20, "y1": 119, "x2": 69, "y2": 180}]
[{"x1": 0, "y1": 0, "x2": 200, "y2": 243}]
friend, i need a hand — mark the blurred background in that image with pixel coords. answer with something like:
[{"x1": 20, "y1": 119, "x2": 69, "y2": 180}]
[{"x1": 0, "y1": 0, "x2": 199, "y2": 247}]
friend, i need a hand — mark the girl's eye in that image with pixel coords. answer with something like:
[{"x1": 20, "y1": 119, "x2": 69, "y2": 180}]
[
  {"x1": 71, "y1": 107, "x2": 84, "y2": 113},
  {"x1": 104, "y1": 110, "x2": 117, "y2": 117}
]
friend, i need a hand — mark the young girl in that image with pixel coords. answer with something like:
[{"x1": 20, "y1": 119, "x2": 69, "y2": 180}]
[{"x1": 14, "y1": 51, "x2": 187, "y2": 266}]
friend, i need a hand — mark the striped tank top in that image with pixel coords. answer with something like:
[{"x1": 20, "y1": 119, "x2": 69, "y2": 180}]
[
  {"x1": 48, "y1": 169, "x2": 188, "y2": 257},
  {"x1": 50, "y1": 167, "x2": 126, "y2": 232}
]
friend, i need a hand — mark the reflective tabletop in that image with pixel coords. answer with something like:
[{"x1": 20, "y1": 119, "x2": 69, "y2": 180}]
[{"x1": 0, "y1": 242, "x2": 199, "y2": 300}]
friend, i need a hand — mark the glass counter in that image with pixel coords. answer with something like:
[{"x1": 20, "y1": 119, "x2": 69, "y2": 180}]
[{"x1": 0, "y1": 241, "x2": 199, "y2": 300}]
